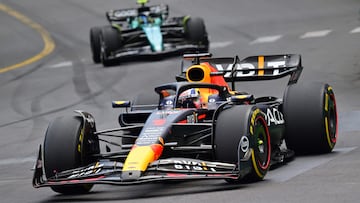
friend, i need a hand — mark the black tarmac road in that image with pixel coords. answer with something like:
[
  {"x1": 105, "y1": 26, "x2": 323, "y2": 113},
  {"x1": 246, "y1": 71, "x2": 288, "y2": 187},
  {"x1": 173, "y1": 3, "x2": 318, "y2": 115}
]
[{"x1": 1, "y1": 0, "x2": 360, "y2": 202}]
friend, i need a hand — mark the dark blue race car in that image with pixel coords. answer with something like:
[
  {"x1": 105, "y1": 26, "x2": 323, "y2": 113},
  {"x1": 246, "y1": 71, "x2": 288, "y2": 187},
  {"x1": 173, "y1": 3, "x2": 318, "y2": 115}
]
[{"x1": 33, "y1": 53, "x2": 338, "y2": 195}]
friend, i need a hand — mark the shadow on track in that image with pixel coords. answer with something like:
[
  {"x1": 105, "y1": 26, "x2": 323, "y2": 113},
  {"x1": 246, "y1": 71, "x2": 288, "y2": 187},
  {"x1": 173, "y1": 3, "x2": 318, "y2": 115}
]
[{"x1": 38, "y1": 180, "x2": 251, "y2": 202}]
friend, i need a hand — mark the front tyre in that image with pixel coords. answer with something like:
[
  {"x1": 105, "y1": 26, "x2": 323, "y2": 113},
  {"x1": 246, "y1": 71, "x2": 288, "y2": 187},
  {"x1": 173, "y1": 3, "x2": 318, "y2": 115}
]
[
  {"x1": 90, "y1": 26, "x2": 102, "y2": 63},
  {"x1": 43, "y1": 116, "x2": 97, "y2": 194},
  {"x1": 100, "y1": 26, "x2": 122, "y2": 67},
  {"x1": 214, "y1": 105, "x2": 271, "y2": 183},
  {"x1": 283, "y1": 82, "x2": 338, "y2": 154}
]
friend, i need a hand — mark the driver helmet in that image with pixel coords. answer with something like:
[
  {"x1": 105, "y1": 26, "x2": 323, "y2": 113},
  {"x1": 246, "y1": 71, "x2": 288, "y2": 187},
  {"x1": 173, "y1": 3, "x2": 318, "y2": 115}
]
[{"x1": 179, "y1": 88, "x2": 201, "y2": 108}]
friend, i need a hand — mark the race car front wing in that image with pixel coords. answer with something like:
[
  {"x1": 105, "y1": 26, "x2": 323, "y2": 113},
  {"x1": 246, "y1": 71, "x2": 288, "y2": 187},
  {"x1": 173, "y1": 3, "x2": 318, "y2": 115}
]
[{"x1": 32, "y1": 147, "x2": 240, "y2": 187}]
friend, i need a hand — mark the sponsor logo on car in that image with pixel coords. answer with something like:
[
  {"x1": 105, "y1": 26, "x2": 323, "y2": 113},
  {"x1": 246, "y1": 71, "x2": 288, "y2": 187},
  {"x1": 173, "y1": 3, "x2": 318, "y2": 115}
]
[{"x1": 265, "y1": 108, "x2": 284, "y2": 126}]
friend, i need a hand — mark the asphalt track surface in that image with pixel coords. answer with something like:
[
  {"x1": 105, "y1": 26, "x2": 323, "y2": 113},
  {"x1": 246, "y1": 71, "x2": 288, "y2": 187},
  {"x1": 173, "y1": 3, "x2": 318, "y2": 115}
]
[{"x1": 0, "y1": 0, "x2": 360, "y2": 202}]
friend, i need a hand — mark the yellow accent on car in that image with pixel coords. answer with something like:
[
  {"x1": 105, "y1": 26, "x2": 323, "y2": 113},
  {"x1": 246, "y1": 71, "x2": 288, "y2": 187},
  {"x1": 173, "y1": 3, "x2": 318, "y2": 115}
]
[
  {"x1": 137, "y1": 0, "x2": 148, "y2": 5},
  {"x1": 201, "y1": 162, "x2": 208, "y2": 170},
  {"x1": 251, "y1": 109, "x2": 260, "y2": 126},
  {"x1": 324, "y1": 93, "x2": 329, "y2": 111},
  {"x1": 158, "y1": 137, "x2": 164, "y2": 145},
  {"x1": 182, "y1": 15, "x2": 191, "y2": 27},
  {"x1": 78, "y1": 128, "x2": 84, "y2": 153},
  {"x1": 258, "y1": 56, "x2": 264, "y2": 76},
  {"x1": 114, "y1": 101, "x2": 126, "y2": 105},
  {"x1": 123, "y1": 146, "x2": 156, "y2": 171},
  {"x1": 186, "y1": 65, "x2": 211, "y2": 83},
  {"x1": 324, "y1": 117, "x2": 333, "y2": 148},
  {"x1": 111, "y1": 23, "x2": 122, "y2": 32},
  {"x1": 235, "y1": 95, "x2": 248, "y2": 99}
]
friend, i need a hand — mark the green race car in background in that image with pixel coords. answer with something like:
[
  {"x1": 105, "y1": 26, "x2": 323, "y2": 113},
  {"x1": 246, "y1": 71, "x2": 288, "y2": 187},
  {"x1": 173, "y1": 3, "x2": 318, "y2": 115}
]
[{"x1": 90, "y1": 0, "x2": 209, "y2": 66}]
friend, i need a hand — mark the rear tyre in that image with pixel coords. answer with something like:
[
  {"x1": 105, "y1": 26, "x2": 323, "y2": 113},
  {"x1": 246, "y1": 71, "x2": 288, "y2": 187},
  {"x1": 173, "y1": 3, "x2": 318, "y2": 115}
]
[
  {"x1": 215, "y1": 105, "x2": 271, "y2": 183},
  {"x1": 283, "y1": 82, "x2": 337, "y2": 154},
  {"x1": 90, "y1": 26, "x2": 102, "y2": 63},
  {"x1": 100, "y1": 26, "x2": 122, "y2": 67},
  {"x1": 43, "y1": 116, "x2": 98, "y2": 194},
  {"x1": 184, "y1": 17, "x2": 209, "y2": 51}
]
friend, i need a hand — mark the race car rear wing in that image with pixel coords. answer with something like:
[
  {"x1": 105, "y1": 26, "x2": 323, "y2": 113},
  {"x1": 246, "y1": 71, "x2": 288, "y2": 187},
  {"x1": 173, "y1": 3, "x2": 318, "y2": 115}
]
[
  {"x1": 106, "y1": 4, "x2": 169, "y2": 22},
  {"x1": 180, "y1": 53, "x2": 303, "y2": 87}
]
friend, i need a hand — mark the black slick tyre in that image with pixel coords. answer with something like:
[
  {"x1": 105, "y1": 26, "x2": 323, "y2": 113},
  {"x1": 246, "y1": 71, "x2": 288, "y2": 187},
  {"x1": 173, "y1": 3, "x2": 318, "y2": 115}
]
[
  {"x1": 100, "y1": 26, "x2": 121, "y2": 67},
  {"x1": 43, "y1": 116, "x2": 95, "y2": 194},
  {"x1": 283, "y1": 82, "x2": 337, "y2": 154},
  {"x1": 184, "y1": 17, "x2": 209, "y2": 51},
  {"x1": 90, "y1": 26, "x2": 102, "y2": 63},
  {"x1": 214, "y1": 105, "x2": 271, "y2": 182}
]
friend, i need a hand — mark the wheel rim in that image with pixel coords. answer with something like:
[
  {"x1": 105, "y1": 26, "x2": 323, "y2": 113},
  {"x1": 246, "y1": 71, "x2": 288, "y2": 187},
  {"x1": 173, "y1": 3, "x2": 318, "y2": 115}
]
[
  {"x1": 100, "y1": 37, "x2": 106, "y2": 62},
  {"x1": 253, "y1": 116, "x2": 271, "y2": 170},
  {"x1": 325, "y1": 89, "x2": 337, "y2": 146}
]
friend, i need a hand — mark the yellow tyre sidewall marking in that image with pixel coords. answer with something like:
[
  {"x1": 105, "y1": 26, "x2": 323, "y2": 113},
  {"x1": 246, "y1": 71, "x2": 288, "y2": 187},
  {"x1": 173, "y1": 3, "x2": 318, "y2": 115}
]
[
  {"x1": 324, "y1": 87, "x2": 336, "y2": 149},
  {"x1": 251, "y1": 149, "x2": 264, "y2": 178},
  {"x1": 250, "y1": 109, "x2": 268, "y2": 178},
  {"x1": 0, "y1": 3, "x2": 55, "y2": 74}
]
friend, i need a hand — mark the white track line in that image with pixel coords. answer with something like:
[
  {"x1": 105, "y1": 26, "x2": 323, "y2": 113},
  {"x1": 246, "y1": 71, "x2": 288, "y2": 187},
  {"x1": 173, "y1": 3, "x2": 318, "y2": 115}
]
[
  {"x1": 350, "y1": 27, "x2": 360, "y2": 34},
  {"x1": 48, "y1": 61, "x2": 73, "y2": 69},
  {"x1": 300, "y1": 30, "x2": 332, "y2": 39},
  {"x1": 250, "y1": 35, "x2": 282, "y2": 44},
  {"x1": 211, "y1": 41, "x2": 234, "y2": 49}
]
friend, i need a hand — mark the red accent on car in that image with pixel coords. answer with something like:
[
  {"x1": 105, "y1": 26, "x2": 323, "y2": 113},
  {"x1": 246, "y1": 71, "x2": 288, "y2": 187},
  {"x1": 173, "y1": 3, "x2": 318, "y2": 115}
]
[
  {"x1": 151, "y1": 144, "x2": 164, "y2": 160},
  {"x1": 198, "y1": 114, "x2": 206, "y2": 120},
  {"x1": 153, "y1": 119, "x2": 166, "y2": 126}
]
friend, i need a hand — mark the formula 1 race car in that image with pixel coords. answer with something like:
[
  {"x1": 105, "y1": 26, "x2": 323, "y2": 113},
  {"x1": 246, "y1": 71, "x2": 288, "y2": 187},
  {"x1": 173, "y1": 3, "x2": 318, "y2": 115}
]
[
  {"x1": 90, "y1": 0, "x2": 209, "y2": 67},
  {"x1": 32, "y1": 53, "x2": 338, "y2": 195}
]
